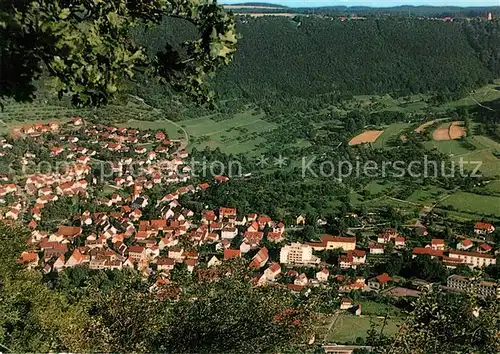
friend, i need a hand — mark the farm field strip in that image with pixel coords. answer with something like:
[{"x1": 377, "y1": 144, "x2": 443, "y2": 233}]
[
  {"x1": 451, "y1": 150, "x2": 500, "y2": 178},
  {"x1": 432, "y1": 121, "x2": 466, "y2": 141},
  {"x1": 327, "y1": 314, "x2": 403, "y2": 344},
  {"x1": 439, "y1": 191, "x2": 500, "y2": 216},
  {"x1": 415, "y1": 120, "x2": 436, "y2": 133},
  {"x1": 373, "y1": 123, "x2": 411, "y2": 149},
  {"x1": 349, "y1": 130, "x2": 384, "y2": 146}
]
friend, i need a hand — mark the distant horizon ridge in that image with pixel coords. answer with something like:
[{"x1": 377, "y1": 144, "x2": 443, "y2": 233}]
[{"x1": 220, "y1": 2, "x2": 500, "y2": 9}]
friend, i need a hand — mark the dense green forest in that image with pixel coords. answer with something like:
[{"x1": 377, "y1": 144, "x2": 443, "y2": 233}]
[{"x1": 131, "y1": 16, "x2": 500, "y2": 113}]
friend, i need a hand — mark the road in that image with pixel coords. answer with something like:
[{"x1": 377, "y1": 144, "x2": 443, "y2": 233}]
[{"x1": 128, "y1": 94, "x2": 189, "y2": 153}]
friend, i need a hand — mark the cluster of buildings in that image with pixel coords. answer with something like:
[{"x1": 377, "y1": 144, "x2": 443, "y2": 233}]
[
  {"x1": 1, "y1": 117, "x2": 498, "y2": 299},
  {"x1": 412, "y1": 221, "x2": 497, "y2": 269}
]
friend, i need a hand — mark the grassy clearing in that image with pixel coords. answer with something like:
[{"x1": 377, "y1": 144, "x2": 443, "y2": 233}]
[
  {"x1": 372, "y1": 123, "x2": 411, "y2": 149},
  {"x1": 328, "y1": 314, "x2": 403, "y2": 344},
  {"x1": 181, "y1": 110, "x2": 276, "y2": 155},
  {"x1": 358, "y1": 300, "x2": 402, "y2": 316},
  {"x1": 484, "y1": 180, "x2": 500, "y2": 195},
  {"x1": 424, "y1": 140, "x2": 474, "y2": 156},
  {"x1": 439, "y1": 191, "x2": 500, "y2": 216},
  {"x1": 443, "y1": 82, "x2": 500, "y2": 109},
  {"x1": 434, "y1": 208, "x2": 500, "y2": 222},
  {"x1": 406, "y1": 186, "x2": 448, "y2": 204},
  {"x1": 350, "y1": 94, "x2": 429, "y2": 113},
  {"x1": 468, "y1": 135, "x2": 500, "y2": 150},
  {"x1": 353, "y1": 194, "x2": 422, "y2": 217},
  {"x1": 364, "y1": 181, "x2": 395, "y2": 195},
  {"x1": 452, "y1": 149, "x2": 500, "y2": 179}
]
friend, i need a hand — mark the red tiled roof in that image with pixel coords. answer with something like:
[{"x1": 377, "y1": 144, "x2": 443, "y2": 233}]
[
  {"x1": 224, "y1": 249, "x2": 241, "y2": 259},
  {"x1": 353, "y1": 249, "x2": 365, "y2": 257},
  {"x1": 269, "y1": 263, "x2": 281, "y2": 273},
  {"x1": 219, "y1": 207, "x2": 236, "y2": 216},
  {"x1": 462, "y1": 239, "x2": 472, "y2": 247},
  {"x1": 480, "y1": 243, "x2": 492, "y2": 251},
  {"x1": 474, "y1": 221, "x2": 494, "y2": 230},
  {"x1": 18, "y1": 251, "x2": 38, "y2": 264},
  {"x1": 413, "y1": 247, "x2": 443, "y2": 258},
  {"x1": 129, "y1": 245, "x2": 145, "y2": 254},
  {"x1": 321, "y1": 235, "x2": 356, "y2": 244},
  {"x1": 375, "y1": 273, "x2": 391, "y2": 284}
]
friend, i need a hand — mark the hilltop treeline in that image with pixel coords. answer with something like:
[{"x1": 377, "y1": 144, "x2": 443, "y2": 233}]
[
  {"x1": 133, "y1": 16, "x2": 500, "y2": 112},
  {"x1": 214, "y1": 17, "x2": 491, "y2": 102},
  {"x1": 227, "y1": 4, "x2": 500, "y2": 18}
]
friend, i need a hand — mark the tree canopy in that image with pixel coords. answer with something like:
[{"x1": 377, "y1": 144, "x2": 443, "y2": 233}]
[{"x1": 0, "y1": 0, "x2": 237, "y2": 107}]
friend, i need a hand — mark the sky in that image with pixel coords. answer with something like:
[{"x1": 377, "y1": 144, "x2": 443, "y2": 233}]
[{"x1": 220, "y1": 0, "x2": 500, "y2": 7}]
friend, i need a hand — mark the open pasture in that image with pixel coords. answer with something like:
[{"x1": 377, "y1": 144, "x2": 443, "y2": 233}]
[
  {"x1": 327, "y1": 314, "x2": 403, "y2": 344},
  {"x1": 424, "y1": 140, "x2": 472, "y2": 156},
  {"x1": 0, "y1": 101, "x2": 86, "y2": 135},
  {"x1": 372, "y1": 123, "x2": 411, "y2": 149},
  {"x1": 439, "y1": 191, "x2": 500, "y2": 216},
  {"x1": 451, "y1": 149, "x2": 500, "y2": 179},
  {"x1": 484, "y1": 180, "x2": 500, "y2": 195},
  {"x1": 181, "y1": 110, "x2": 276, "y2": 154}
]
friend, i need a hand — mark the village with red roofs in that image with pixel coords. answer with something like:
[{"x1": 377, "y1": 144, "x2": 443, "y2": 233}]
[{"x1": 0, "y1": 117, "x2": 498, "y2": 317}]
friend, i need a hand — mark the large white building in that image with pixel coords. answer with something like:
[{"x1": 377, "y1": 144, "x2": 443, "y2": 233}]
[
  {"x1": 280, "y1": 243, "x2": 320, "y2": 265},
  {"x1": 447, "y1": 275, "x2": 499, "y2": 299},
  {"x1": 448, "y1": 250, "x2": 496, "y2": 268},
  {"x1": 308, "y1": 235, "x2": 356, "y2": 251}
]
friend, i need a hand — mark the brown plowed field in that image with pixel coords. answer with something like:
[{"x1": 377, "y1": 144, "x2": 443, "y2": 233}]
[{"x1": 348, "y1": 130, "x2": 384, "y2": 146}]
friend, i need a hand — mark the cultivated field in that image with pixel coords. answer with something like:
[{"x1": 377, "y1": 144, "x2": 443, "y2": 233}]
[
  {"x1": 484, "y1": 180, "x2": 500, "y2": 195},
  {"x1": 349, "y1": 130, "x2": 384, "y2": 146},
  {"x1": 406, "y1": 186, "x2": 448, "y2": 204},
  {"x1": 373, "y1": 123, "x2": 411, "y2": 149},
  {"x1": 447, "y1": 136, "x2": 500, "y2": 178},
  {"x1": 180, "y1": 111, "x2": 276, "y2": 155},
  {"x1": 439, "y1": 191, "x2": 500, "y2": 216},
  {"x1": 434, "y1": 208, "x2": 500, "y2": 222},
  {"x1": 424, "y1": 140, "x2": 472, "y2": 156},
  {"x1": 327, "y1": 315, "x2": 403, "y2": 344},
  {"x1": 452, "y1": 150, "x2": 500, "y2": 178},
  {"x1": 432, "y1": 121, "x2": 466, "y2": 141},
  {"x1": 415, "y1": 120, "x2": 436, "y2": 133},
  {"x1": 0, "y1": 101, "x2": 85, "y2": 135}
]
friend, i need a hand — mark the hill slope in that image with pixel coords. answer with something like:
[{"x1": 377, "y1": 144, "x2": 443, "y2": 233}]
[{"x1": 214, "y1": 17, "x2": 491, "y2": 101}]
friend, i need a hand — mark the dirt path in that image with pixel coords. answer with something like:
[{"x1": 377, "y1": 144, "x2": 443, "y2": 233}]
[
  {"x1": 128, "y1": 94, "x2": 189, "y2": 153},
  {"x1": 386, "y1": 197, "x2": 424, "y2": 207},
  {"x1": 323, "y1": 311, "x2": 341, "y2": 343}
]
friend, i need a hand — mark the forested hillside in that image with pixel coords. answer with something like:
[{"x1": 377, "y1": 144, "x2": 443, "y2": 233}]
[
  {"x1": 214, "y1": 17, "x2": 490, "y2": 101},
  {"x1": 132, "y1": 16, "x2": 500, "y2": 111}
]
